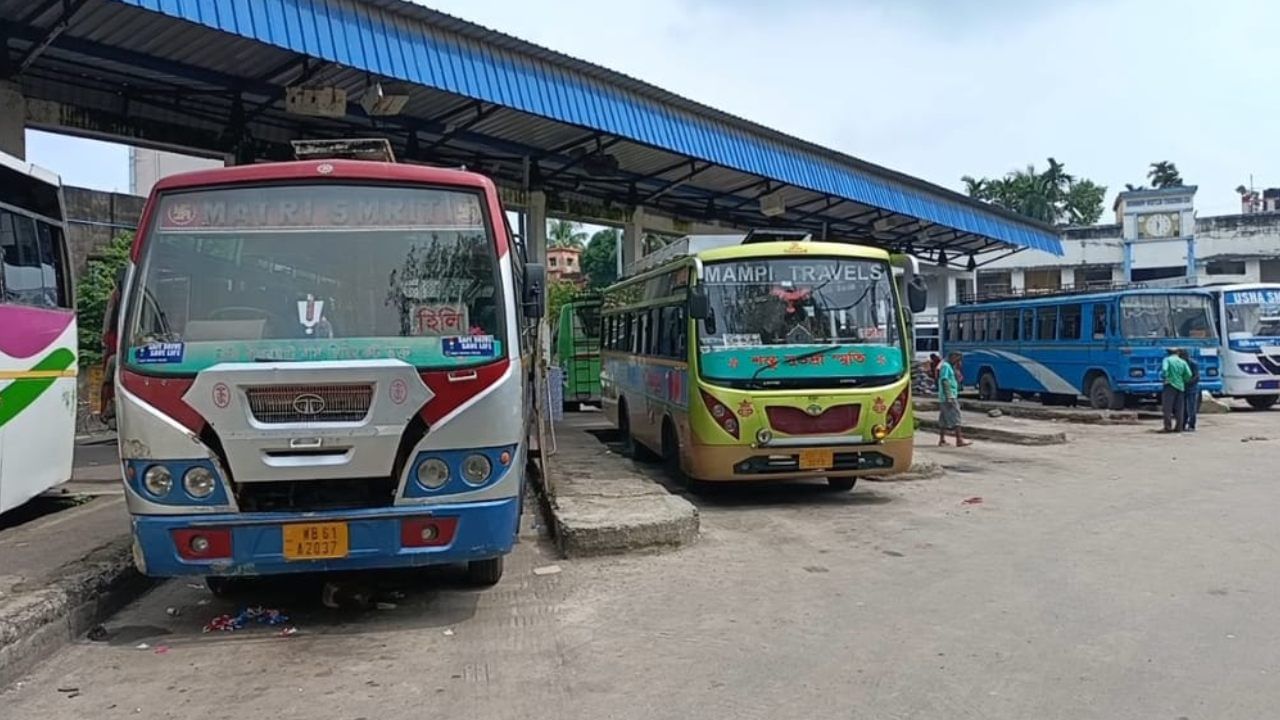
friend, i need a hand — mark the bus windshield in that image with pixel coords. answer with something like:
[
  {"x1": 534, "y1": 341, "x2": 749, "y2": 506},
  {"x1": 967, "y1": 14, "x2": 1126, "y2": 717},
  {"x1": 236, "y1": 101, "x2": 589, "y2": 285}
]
[
  {"x1": 1119, "y1": 294, "x2": 1216, "y2": 340},
  {"x1": 697, "y1": 256, "x2": 904, "y2": 387},
  {"x1": 1225, "y1": 289, "x2": 1280, "y2": 339},
  {"x1": 123, "y1": 183, "x2": 505, "y2": 373}
]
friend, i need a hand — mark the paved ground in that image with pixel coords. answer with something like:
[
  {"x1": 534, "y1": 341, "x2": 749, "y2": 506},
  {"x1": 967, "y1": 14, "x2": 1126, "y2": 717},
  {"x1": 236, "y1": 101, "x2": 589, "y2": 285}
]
[{"x1": 4, "y1": 409, "x2": 1280, "y2": 719}]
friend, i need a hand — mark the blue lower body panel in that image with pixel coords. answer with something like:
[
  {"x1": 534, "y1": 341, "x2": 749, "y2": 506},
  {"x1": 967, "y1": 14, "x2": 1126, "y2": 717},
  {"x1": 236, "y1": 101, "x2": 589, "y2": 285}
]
[{"x1": 132, "y1": 497, "x2": 519, "y2": 578}]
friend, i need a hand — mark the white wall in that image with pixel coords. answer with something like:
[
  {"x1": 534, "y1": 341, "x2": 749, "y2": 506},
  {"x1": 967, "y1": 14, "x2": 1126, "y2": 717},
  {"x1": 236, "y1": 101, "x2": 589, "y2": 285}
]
[{"x1": 129, "y1": 148, "x2": 223, "y2": 197}]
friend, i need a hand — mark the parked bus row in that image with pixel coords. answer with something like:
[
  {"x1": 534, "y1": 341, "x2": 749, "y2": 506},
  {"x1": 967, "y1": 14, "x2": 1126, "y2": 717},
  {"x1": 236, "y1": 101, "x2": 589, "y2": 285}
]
[{"x1": 941, "y1": 283, "x2": 1280, "y2": 410}]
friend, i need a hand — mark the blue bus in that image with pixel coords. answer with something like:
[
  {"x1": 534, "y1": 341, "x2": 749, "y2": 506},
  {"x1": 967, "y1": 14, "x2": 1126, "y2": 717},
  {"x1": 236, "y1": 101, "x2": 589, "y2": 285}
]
[{"x1": 942, "y1": 288, "x2": 1223, "y2": 409}]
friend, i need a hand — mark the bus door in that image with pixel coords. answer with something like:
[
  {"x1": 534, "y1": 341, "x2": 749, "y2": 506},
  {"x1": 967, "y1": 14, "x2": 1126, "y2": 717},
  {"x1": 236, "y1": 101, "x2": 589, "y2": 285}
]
[{"x1": 1088, "y1": 301, "x2": 1112, "y2": 366}]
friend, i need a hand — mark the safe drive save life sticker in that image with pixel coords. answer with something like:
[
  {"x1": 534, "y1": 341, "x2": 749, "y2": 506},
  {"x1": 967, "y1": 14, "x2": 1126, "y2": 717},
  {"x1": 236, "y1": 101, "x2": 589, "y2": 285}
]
[
  {"x1": 442, "y1": 335, "x2": 497, "y2": 358},
  {"x1": 133, "y1": 342, "x2": 186, "y2": 364}
]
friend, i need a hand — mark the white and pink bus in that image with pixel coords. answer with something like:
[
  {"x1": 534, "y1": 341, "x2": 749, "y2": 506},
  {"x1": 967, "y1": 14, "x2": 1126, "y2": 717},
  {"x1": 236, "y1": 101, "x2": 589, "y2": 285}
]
[
  {"x1": 0, "y1": 151, "x2": 76, "y2": 515},
  {"x1": 114, "y1": 151, "x2": 544, "y2": 588}
]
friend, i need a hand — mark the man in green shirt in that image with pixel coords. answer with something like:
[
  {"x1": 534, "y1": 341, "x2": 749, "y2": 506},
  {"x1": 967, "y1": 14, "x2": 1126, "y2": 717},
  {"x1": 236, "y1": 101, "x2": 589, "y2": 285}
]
[
  {"x1": 937, "y1": 352, "x2": 971, "y2": 447},
  {"x1": 1160, "y1": 348, "x2": 1193, "y2": 433}
]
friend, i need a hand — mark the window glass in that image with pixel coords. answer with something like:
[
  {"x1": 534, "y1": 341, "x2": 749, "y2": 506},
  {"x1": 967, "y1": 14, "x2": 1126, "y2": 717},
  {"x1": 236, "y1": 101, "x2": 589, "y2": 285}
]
[
  {"x1": 1060, "y1": 304, "x2": 1082, "y2": 340},
  {"x1": 1092, "y1": 304, "x2": 1108, "y2": 339},
  {"x1": 1022, "y1": 309, "x2": 1034, "y2": 341},
  {"x1": 1002, "y1": 310, "x2": 1019, "y2": 341},
  {"x1": 1037, "y1": 306, "x2": 1057, "y2": 340},
  {"x1": 1, "y1": 211, "x2": 53, "y2": 306}
]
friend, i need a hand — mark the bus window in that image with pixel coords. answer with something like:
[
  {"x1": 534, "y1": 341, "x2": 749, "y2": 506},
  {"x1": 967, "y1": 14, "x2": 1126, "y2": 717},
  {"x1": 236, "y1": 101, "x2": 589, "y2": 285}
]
[
  {"x1": 1037, "y1": 307, "x2": 1058, "y2": 340},
  {"x1": 1002, "y1": 310, "x2": 1019, "y2": 341},
  {"x1": 1091, "y1": 304, "x2": 1107, "y2": 339},
  {"x1": 945, "y1": 314, "x2": 959, "y2": 342},
  {"x1": 1060, "y1": 304, "x2": 1082, "y2": 340},
  {"x1": 1022, "y1": 309, "x2": 1035, "y2": 341},
  {"x1": 988, "y1": 310, "x2": 1004, "y2": 341},
  {"x1": 959, "y1": 313, "x2": 972, "y2": 341}
]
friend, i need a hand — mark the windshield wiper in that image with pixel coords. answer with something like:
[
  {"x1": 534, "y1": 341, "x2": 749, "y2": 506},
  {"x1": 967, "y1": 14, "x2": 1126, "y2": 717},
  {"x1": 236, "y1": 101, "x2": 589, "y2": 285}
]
[{"x1": 744, "y1": 344, "x2": 840, "y2": 387}]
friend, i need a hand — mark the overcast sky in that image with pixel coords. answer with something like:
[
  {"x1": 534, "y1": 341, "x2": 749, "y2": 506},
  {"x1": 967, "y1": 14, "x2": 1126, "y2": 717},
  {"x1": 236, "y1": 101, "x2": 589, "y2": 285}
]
[{"x1": 27, "y1": 0, "x2": 1279, "y2": 218}]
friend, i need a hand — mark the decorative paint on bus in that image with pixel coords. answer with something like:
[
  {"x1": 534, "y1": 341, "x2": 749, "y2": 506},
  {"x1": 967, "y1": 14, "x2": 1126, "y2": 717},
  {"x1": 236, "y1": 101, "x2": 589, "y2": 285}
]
[{"x1": 601, "y1": 233, "x2": 922, "y2": 488}]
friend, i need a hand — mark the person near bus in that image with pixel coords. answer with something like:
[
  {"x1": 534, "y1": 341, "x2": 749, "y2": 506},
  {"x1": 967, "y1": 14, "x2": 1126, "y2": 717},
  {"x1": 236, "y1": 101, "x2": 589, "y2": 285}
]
[
  {"x1": 1177, "y1": 348, "x2": 1201, "y2": 431},
  {"x1": 937, "y1": 352, "x2": 971, "y2": 447},
  {"x1": 1160, "y1": 347, "x2": 1192, "y2": 433}
]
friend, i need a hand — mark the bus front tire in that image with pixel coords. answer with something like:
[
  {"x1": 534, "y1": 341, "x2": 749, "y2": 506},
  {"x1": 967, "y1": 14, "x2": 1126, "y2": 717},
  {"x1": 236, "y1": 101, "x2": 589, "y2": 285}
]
[
  {"x1": 978, "y1": 372, "x2": 998, "y2": 401},
  {"x1": 466, "y1": 557, "x2": 504, "y2": 586},
  {"x1": 1246, "y1": 395, "x2": 1278, "y2": 410},
  {"x1": 618, "y1": 400, "x2": 637, "y2": 458},
  {"x1": 827, "y1": 477, "x2": 858, "y2": 491},
  {"x1": 1088, "y1": 375, "x2": 1124, "y2": 411}
]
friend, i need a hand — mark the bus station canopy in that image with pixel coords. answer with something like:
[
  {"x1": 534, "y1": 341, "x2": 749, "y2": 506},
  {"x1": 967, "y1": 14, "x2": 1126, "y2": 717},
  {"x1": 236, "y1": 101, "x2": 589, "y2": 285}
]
[{"x1": 5, "y1": 0, "x2": 1063, "y2": 261}]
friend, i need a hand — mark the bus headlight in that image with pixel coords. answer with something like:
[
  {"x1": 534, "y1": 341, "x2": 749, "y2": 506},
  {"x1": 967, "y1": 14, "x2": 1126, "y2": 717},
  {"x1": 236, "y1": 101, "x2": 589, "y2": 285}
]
[
  {"x1": 416, "y1": 458, "x2": 450, "y2": 489},
  {"x1": 183, "y1": 467, "x2": 216, "y2": 498},
  {"x1": 756, "y1": 429, "x2": 773, "y2": 446},
  {"x1": 143, "y1": 465, "x2": 173, "y2": 497},
  {"x1": 1129, "y1": 368, "x2": 1145, "y2": 378},
  {"x1": 462, "y1": 454, "x2": 493, "y2": 486},
  {"x1": 872, "y1": 424, "x2": 889, "y2": 441}
]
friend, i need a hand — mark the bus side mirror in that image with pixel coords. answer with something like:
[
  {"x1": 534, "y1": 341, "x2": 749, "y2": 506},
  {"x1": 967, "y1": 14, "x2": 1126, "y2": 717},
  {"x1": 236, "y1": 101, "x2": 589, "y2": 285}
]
[
  {"x1": 907, "y1": 275, "x2": 928, "y2": 314},
  {"x1": 523, "y1": 262, "x2": 545, "y2": 319},
  {"x1": 689, "y1": 287, "x2": 710, "y2": 320}
]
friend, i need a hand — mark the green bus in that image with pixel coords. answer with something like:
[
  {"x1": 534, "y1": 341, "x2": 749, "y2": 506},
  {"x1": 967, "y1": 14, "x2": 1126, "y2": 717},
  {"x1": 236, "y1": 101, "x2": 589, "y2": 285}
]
[{"x1": 552, "y1": 296, "x2": 602, "y2": 411}]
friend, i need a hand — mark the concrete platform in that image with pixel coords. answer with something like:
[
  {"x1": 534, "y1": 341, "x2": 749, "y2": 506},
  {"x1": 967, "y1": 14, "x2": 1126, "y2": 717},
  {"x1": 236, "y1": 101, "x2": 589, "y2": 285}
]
[{"x1": 542, "y1": 414, "x2": 699, "y2": 558}]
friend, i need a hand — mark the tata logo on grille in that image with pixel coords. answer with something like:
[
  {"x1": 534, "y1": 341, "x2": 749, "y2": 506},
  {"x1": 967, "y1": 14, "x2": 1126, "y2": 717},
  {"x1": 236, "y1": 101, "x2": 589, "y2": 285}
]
[
  {"x1": 806, "y1": 404, "x2": 824, "y2": 417},
  {"x1": 292, "y1": 394, "x2": 326, "y2": 416}
]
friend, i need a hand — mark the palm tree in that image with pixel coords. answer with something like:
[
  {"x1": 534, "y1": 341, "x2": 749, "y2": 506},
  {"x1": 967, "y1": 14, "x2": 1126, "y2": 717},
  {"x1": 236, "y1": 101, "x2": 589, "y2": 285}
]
[
  {"x1": 962, "y1": 158, "x2": 1105, "y2": 226},
  {"x1": 1148, "y1": 161, "x2": 1183, "y2": 189},
  {"x1": 546, "y1": 219, "x2": 587, "y2": 249}
]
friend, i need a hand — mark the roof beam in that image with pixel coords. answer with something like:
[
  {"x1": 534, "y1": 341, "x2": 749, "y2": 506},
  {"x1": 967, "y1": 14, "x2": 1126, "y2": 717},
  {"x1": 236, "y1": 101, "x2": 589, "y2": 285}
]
[
  {"x1": 640, "y1": 161, "x2": 710, "y2": 203},
  {"x1": 16, "y1": 0, "x2": 89, "y2": 75},
  {"x1": 424, "y1": 102, "x2": 499, "y2": 152}
]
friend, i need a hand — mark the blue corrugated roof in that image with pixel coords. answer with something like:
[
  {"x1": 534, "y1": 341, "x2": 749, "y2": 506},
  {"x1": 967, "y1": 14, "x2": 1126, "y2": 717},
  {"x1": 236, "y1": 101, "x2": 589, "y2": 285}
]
[{"x1": 114, "y1": 0, "x2": 1062, "y2": 255}]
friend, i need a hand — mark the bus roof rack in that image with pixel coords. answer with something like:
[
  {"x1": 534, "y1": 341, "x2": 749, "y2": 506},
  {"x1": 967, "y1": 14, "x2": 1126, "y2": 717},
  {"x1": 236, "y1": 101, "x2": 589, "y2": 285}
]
[
  {"x1": 957, "y1": 278, "x2": 1205, "y2": 305},
  {"x1": 742, "y1": 229, "x2": 812, "y2": 244},
  {"x1": 291, "y1": 138, "x2": 397, "y2": 163}
]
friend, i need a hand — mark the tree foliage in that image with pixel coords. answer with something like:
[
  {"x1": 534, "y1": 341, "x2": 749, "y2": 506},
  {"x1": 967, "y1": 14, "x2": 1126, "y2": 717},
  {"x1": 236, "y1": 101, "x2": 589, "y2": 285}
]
[
  {"x1": 546, "y1": 279, "x2": 581, "y2": 325},
  {"x1": 1147, "y1": 161, "x2": 1183, "y2": 189},
  {"x1": 581, "y1": 228, "x2": 619, "y2": 289},
  {"x1": 546, "y1": 218, "x2": 587, "y2": 249},
  {"x1": 962, "y1": 157, "x2": 1106, "y2": 226},
  {"x1": 77, "y1": 232, "x2": 133, "y2": 367}
]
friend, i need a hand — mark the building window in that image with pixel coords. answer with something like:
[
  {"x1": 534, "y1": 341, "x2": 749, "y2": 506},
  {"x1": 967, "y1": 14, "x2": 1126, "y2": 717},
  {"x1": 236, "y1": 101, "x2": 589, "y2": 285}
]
[
  {"x1": 1206, "y1": 260, "x2": 1246, "y2": 276},
  {"x1": 1080, "y1": 266, "x2": 1113, "y2": 289},
  {"x1": 976, "y1": 270, "x2": 1011, "y2": 300},
  {"x1": 1025, "y1": 268, "x2": 1061, "y2": 293},
  {"x1": 548, "y1": 257, "x2": 558, "y2": 268}
]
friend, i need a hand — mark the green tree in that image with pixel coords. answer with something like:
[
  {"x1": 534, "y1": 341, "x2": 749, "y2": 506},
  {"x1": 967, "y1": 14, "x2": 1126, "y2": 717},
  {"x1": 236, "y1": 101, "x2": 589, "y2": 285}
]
[
  {"x1": 77, "y1": 232, "x2": 133, "y2": 367},
  {"x1": 962, "y1": 157, "x2": 1106, "y2": 226},
  {"x1": 546, "y1": 280, "x2": 581, "y2": 325},
  {"x1": 546, "y1": 218, "x2": 587, "y2": 249},
  {"x1": 581, "y1": 228, "x2": 619, "y2": 289},
  {"x1": 1148, "y1": 161, "x2": 1184, "y2": 189}
]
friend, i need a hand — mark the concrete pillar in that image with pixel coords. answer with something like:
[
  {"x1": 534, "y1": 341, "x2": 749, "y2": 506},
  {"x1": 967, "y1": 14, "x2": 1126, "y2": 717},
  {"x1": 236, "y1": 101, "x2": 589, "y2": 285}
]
[
  {"x1": 1061, "y1": 267, "x2": 1077, "y2": 289},
  {"x1": 0, "y1": 82, "x2": 26, "y2": 159},
  {"x1": 1185, "y1": 236, "x2": 1197, "y2": 279},
  {"x1": 622, "y1": 207, "x2": 645, "y2": 276},
  {"x1": 527, "y1": 190, "x2": 547, "y2": 265},
  {"x1": 1122, "y1": 241, "x2": 1134, "y2": 283},
  {"x1": 1011, "y1": 269, "x2": 1026, "y2": 292}
]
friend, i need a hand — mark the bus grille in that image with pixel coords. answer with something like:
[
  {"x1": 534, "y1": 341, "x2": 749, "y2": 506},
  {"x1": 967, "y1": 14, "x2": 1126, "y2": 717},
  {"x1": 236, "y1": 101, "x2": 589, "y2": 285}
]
[
  {"x1": 765, "y1": 404, "x2": 860, "y2": 434},
  {"x1": 245, "y1": 384, "x2": 373, "y2": 424}
]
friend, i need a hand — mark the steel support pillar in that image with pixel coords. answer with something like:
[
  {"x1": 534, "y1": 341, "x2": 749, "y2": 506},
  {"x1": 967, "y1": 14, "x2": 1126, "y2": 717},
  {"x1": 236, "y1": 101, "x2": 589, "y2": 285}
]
[{"x1": 0, "y1": 82, "x2": 26, "y2": 158}]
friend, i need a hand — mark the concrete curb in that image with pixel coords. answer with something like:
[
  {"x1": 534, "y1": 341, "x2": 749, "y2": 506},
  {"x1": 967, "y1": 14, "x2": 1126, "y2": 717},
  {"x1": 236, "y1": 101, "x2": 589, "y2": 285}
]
[
  {"x1": 916, "y1": 399, "x2": 1138, "y2": 425},
  {"x1": 551, "y1": 494, "x2": 699, "y2": 558},
  {"x1": 541, "y1": 423, "x2": 700, "y2": 558},
  {"x1": 0, "y1": 538, "x2": 152, "y2": 688},
  {"x1": 916, "y1": 418, "x2": 1068, "y2": 446}
]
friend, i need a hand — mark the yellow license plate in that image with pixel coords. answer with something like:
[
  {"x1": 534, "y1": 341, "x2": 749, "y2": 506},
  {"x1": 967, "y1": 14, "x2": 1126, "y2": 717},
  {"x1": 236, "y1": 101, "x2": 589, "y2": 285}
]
[
  {"x1": 282, "y1": 522, "x2": 349, "y2": 561},
  {"x1": 799, "y1": 449, "x2": 834, "y2": 470}
]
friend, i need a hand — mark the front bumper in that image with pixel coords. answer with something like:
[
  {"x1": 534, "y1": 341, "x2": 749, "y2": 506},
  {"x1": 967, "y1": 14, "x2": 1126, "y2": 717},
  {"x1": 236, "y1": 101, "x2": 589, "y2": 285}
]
[
  {"x1": 683, "y1": 436, "x2": 913, "y2": 482},
  {"x1": 131, "y1": 497, "x2": 519, "y2": 578}
]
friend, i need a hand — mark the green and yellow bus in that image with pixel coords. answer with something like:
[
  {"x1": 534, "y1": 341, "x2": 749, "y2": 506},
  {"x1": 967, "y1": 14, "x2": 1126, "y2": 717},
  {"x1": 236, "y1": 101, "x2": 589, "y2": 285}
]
[
  {"x1": 552, "y1": 296, "x2": 602, "y2": 411},
  {"x1": 600, "y1": 230, "x2": 927, "y2": 490}
]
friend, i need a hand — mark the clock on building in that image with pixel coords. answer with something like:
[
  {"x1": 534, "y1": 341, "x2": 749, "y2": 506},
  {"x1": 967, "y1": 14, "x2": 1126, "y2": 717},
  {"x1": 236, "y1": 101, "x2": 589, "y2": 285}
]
[{"x1": 1139, "y1": 212, "x2": 1179, "y2": 238}]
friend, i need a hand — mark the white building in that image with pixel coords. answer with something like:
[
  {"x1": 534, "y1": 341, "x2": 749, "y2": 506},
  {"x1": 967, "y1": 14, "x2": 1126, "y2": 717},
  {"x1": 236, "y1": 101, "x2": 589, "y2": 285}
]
[
  {"x1": 128, "y1": 148, "x2": 222, "y2": 197},
  {"x1": 974, "y1": 188, "x2": 1280, "y2": 299}
]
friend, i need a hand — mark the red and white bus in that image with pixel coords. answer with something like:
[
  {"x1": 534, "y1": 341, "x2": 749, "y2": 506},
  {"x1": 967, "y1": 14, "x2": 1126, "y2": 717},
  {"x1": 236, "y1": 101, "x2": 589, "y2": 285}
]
[{"x1": 114, "y1": 151, "x2": 544, "y2": 588}]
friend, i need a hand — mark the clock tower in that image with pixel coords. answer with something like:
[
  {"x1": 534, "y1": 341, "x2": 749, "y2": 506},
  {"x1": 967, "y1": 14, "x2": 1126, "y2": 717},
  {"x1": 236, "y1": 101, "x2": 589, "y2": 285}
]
[{"x1": 1115, "y1": 186, "x2": 1198, "y2": 283}]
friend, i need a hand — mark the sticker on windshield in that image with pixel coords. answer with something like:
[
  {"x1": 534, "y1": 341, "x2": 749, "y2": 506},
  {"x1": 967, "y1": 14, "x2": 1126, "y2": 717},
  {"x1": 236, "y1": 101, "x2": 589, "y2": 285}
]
[
  {"x1": 134, "y1": 342, "x2": 185, "y2": 364},
  {"x1": 413, "y1": 303, "x2": 469, "y2": 336},
  {"x1": 443, "y1": 335, "x2": 496, "y2": 358}
]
